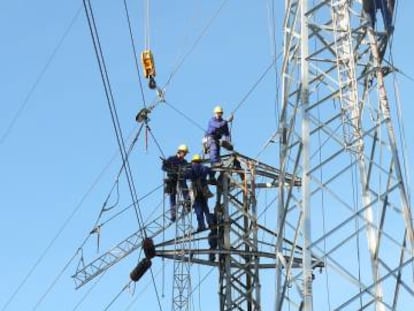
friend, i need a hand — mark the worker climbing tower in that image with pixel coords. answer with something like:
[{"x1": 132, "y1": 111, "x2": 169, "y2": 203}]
[{"x1": 277, "y1": 0, "x2": 414, "y2": 310}]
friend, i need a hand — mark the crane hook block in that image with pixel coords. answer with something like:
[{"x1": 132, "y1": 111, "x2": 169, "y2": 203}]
[
  {"x1": 141, "y1": 50, "x2": 156, "y2": 79},
  {"x1": 130, "y1": 258, "x2": 152, "y2": 282},
  {"x1": 143, "y1": 237, "x2": 156, "y2": 259}
]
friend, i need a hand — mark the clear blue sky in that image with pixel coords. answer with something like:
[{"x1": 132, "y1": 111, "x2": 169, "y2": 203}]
[{"x1": 1, "y1": 1, "x2": 414, "y2": 310}]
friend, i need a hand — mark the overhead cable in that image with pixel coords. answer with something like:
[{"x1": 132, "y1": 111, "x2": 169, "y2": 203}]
[
  {"x1": 83, "y1": 0, "x2": 146, "y2": 237},
  {"x1": 0, "y1": 6, "x2": 82, "y2": 145}
]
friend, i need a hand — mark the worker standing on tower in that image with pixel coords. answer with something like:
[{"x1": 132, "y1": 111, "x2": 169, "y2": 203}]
[
  {"x1": 162, "y1": 144, "x2": 191, "y2": 222},
  {"x1": 185, "y1": 154, "x2": 214, "y2": 232},
  {"x1": 204, "y1": 105, "x2": 233, "y2": 166}
]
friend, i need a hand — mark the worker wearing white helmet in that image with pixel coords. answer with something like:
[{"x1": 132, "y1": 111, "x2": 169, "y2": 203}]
[{"x1": 161, "y1": 144, "x2": 191, "y2": 222}]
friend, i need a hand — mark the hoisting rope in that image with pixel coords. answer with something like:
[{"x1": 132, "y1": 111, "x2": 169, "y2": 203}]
[
  {"x1": 83, "y1": 0, "x2": 147, "y2": 239},
  {"x1": 144, "y1": 0, "x2": 151, "y2": 50},
  {"x1": 122, "y1": 0, "x2": 147, "y2": 108}
]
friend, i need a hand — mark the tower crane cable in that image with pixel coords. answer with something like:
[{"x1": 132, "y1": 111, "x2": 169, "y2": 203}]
[{"x1": 83, "y1": 0, "x2": 146, "y2": 238}]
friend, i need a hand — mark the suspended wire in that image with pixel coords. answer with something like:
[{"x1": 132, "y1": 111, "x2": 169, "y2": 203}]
[
  {"x1": 72, "y1": 270, "x2": 107, "y2": 310},
  {"x1": 144, "y1": 0, "x2": 151, "y2": 49},
  {"x1": 123, "y1": 265, "x2": 166, "y2": 310},
  {"x1": 315, "y1": 84, "x2": 331, "y2": 310},
  {"x1": 351, "y1": 156, "x2": 364, "y2": 310},
  {"x1": 392, "y1": 71, "x2": 412, "y2": 201},
  {"x1": 82, "y1": 5, "x2": 168, "y2": 309},
  {"x1": 104, "y1": 281, "x2": 132, "y2": 310},
  {"x1": 164, "y1": 100, "x2": 205, "y2": 132},
  {"x1": 266, "y1": 0, "x2": 280, "y2": 122},
  {"x1": 0, "y1": 6, "x2": 82, "y2": 145},
  {"x1": 98, "y1": 185, "x2": 163, "y2": 229},
  {"x1": 163, "y1": 0, "x2": 230, "y2": 89},
  {"x1": 33, "y1": 172, "x2": 155, "y2": 310},
  {"x1": 122, "y1": 0, "x2": 147, "y2": 108},
  {"x1": 2, "y1": 122, "x2": 145, "y2": 310},
  {"x1": 230, "y1": 58, "x2": 276, "y2": 117},
  {"x1": 94, "y1": 124, "x2": 144, "y2": 224},
  {"x1": 145, "y1": 122, "x2": 166, "y2": 158},
  {"x1": 388, "y1": 31, "x2": 412, "y2": 205},
  {"x1": 32, "y1": 250, "x2": 81, "y2": 310},
  {"x1": 83, "y1": 0, "x2": 146, "y2": 237},
  {"x1": 0, "y1": 145, "x2": 118, "y2": 311}
]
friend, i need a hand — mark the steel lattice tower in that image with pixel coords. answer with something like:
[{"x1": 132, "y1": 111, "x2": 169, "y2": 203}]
[
  {"x1": 72, "y1": 1, "x2": 414, "y2": 310},
  {"x1": 277, "y1": 0, "x2": 414, "y2": 310}
]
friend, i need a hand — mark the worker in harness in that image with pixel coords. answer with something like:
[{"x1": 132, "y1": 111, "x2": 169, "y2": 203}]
[
  {"x1": 204, "y1": 105, "x2": 233, "y2": 167},
  {"x1": 162, "y1": 144, "x2": 191, "y2": 222},
  {"x1": 185, "y1": 154, "x2": 214, "y2": 232}
]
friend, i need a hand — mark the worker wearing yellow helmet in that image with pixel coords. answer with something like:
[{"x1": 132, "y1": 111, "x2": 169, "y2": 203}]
[
  {"x1": 185, "y1": 154, "x2": 214, "y2": 233},
  {"x1": 205, "y1": 105, "x2": 233, "y2": 166},
  {"x1": 161, "y1": 144, "x2": 191, "y2": 222}
]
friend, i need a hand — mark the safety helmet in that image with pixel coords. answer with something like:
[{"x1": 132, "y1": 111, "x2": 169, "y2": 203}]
[
  {"x1": 191, "y1": 154, "x2": 202, "y2": 162},
  {"x1": 177, "y1": 144, "x2": 189, "y2": 153},
  {"x1": 213, "y1": 105, "x2": 223, "y2": 114}
]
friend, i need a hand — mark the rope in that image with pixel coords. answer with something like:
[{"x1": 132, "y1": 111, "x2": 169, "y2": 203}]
[
  {"x1": 144, "y1": 0, "x2": 151, "y2": 49},
  {"x1": 163, "y1": 0, "x2": 230, "y2": 89},
  {"x1": 122, "y1": 0, "x2": 147, "y2": 108},
  {"x1": 164, "y1": 101, "x2": 205, "y2": 132},
  {"x1": 145, "y1": 122, "x2": 166, "y2": 158},
  {"x1": 230, "y1": 58, "x2": 276, "y2": 117}
]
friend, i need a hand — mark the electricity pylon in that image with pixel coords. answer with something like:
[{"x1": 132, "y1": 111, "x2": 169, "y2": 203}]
[
  {"x1": 277, "y1": 0, "x2": 414, "y2": 310},
  {"x1": 73, "y1": 1, "x2": 414, "y2": 310}
]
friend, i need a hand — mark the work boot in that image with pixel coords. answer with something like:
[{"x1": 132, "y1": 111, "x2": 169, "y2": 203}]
[
  {"x1": 209, "y1": 253, "x2": 216, "y2": 262},
  {"x1": 170, "y1": 215, "x2": 176, "y2": 222}
]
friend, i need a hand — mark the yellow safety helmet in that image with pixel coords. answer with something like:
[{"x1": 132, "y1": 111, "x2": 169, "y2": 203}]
[
  {"x1": 191, "y1": 154, "x2": 202, "y2": 162},
  {"x1": 213, "y1": 105, "x2": 223, "y2": 114},
  {"x1": 177, "y1": 144, "x2": 189, "y2": 153}
]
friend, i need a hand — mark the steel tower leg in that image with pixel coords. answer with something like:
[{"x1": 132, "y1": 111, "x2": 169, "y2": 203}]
[
  {"x1": 218, "y1": 164, "x2": 261, "y2": 310},
  {"x1": 279, "y1": 0, "x2": 414, "y2": 309}
]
